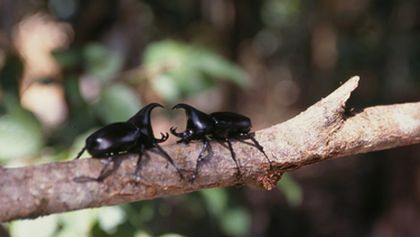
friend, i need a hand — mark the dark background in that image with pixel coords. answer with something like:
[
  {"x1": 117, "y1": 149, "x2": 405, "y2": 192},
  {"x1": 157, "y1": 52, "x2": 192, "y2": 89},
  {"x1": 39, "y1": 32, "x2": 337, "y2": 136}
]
[{"x1": 0, "y1": 0, "x2": 420, "y2": 236}]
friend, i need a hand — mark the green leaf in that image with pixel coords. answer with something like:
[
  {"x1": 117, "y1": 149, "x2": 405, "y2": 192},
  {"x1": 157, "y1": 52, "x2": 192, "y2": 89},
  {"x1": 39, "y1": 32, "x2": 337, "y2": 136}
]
[
  {"x1": 52, "y1": 48, "x2": 81, "y2": 69},
  {"x1": 134, "y1": 231, "x2": 153, "y2": 237},
  {"x1": 56, "y1": 209, "x2": 98, "y2": 237},
  {"x1": 189, "y1": 49, "x2": 249, "y2": 87},
  {"x1": 10, "y1": 215, "x2": 59, "y2": 237},
  {"x1": 0, "y1": 112, "x2": 43, "y2": 161},
  {"x1": 220, "y1": 208, "x2": 250, "y2": 237},
  {"x1": 262, "y1": 0, "x2": 301, "y2": 28},
  {"x1": 158, "y1": 234, "x2": 186, "y2": 237},
  {"x1": 200, "y1": 188, "x2": 228, "y2": 217},
  {"x1": 151, "y1": 74, "x2": 181, "y2": 102},
  {"x1": 84, "y1": 43, "x2": 123, "y2": 82},
  {"x1": 143, "y1": 40, "x2": 249, "y2": 101},
  {"x1": 277, "y1": 173, "x2": 303, "y2": 206},
  {"x1": 0, "y1": 53, "x2": 24, "y2": 97},
  {"x1": 94, "y1": 84, "x2": 141, "y2": 124},
  {"x1": 143, "y1": 40, "x2": 187, "y2": 70},
  {"x1": 98, "y1": 206, "x2": 126, "y2": 234}
]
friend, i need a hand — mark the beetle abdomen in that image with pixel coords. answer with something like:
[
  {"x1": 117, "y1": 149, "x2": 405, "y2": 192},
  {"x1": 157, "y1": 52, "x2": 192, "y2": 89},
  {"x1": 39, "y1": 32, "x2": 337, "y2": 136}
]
[
  {"x1": 210, "y1": 112, "x2": 251, "y2": 136},
  {"x1": 86, "y1": 122, "x2": 140, "y2": 157}
]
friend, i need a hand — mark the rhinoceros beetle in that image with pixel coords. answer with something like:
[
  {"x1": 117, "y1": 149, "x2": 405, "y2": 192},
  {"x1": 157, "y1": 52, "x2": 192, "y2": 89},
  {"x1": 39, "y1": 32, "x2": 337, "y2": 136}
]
[
  {"x1": 74, "y1": 103, "x2": 183, "y2": 182},
  {"x1": 170, "y1": 103, "x2": 272, "y2": 179}
]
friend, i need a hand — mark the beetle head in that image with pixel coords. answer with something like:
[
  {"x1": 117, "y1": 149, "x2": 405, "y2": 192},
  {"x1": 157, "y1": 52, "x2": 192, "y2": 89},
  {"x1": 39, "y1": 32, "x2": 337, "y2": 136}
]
[
  {"x1": 172, "y1": 103, "x2": 204, "y2": 117},
  {"x1": 172, "y1": 103, "x2": 214, "y2": 132}
]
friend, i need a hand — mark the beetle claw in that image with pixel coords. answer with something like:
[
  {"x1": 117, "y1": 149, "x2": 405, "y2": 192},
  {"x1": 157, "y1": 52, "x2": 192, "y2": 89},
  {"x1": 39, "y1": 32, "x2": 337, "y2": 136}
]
[
  {"x1": 155, "y1": 132, "x2": 169, "y2": 143},
  {"x1": 170, "y1": 127, "x2": 182, "y2": 137}
]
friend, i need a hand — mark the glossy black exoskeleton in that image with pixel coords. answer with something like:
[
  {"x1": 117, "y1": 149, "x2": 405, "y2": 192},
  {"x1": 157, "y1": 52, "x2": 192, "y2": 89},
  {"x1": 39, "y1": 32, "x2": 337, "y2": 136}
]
[
  {"x1": 74, "y1": 103, "x2": 183, "y2": 182},
  {"x1": 170, "y1": 103, "x2": 271, "y2": 179}
]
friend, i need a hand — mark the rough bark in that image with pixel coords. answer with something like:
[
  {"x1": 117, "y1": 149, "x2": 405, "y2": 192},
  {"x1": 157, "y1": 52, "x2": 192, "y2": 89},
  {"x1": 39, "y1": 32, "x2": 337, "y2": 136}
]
[{"x1": 1, "y1": 76, "x2": 419, "y2": 222}]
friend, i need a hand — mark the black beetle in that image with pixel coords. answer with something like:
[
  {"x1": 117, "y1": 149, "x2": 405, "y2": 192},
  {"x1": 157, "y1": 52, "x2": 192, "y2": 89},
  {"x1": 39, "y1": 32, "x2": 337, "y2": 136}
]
[
  {"x1": 170, "y1": 103, "x2": 272, "y2": 179},
  {"x1": 74, "y1": 103, "x2": 183, "y2": 181}
]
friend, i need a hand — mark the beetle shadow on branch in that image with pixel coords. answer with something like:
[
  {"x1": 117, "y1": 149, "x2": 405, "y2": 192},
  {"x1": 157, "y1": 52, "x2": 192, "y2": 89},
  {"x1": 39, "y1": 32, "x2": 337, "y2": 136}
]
[{"x1": 73, "y1": 155, "x2": 128, "y2": 182}]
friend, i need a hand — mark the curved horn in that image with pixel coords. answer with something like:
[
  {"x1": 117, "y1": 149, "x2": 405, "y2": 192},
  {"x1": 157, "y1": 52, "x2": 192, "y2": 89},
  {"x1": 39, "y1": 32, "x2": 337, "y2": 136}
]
[
  {"x1": 128, "y1": 103, "x2": 164, "y2": 128},
  {"x1": 172, "y1": 103, "x2": 209, "y2": 119},
  {"x1": 172, "y1": 103, "x2": 195, "y2": 111},
  {"x1": 171, "y1": 104, "x2": 214, "y2": 138}
]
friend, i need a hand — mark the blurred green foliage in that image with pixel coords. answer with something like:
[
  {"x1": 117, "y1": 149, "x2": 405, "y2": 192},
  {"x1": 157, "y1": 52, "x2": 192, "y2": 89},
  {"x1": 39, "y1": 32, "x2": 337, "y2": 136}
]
[
  {"x1": 94, "y1": 84, "x2": 141, "y2": 124},
  {"x1": 84, "y1": 43, "x2": 124, "y2": 82},
  {"x1": 277, "y1": 173, "x2": 303, "y2": 207},
  {"x1": 0, "y1": 54, "x2": 44, "y2": 161},
  {"x1": 143, "y1": 40, "x2": 249, "y2": 101},
  {"x1": 0, "y1": 106, "x2": 43, "y2": 160}
]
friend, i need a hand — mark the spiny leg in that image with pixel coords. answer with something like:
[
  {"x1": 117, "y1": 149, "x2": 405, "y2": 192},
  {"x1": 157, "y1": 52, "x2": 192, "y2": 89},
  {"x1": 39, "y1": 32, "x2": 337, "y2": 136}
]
[
  {"x1": 239, "y1": 133, "x2": 273, "y2": 169},
  {"x1": 74, "y1": 157, "x2": 115, "y2": 182},
  {"x1": 193, "y1": 139, "x2": 214, "y2": 180},
  {"x1": 96, "y1": 157, "x2": 118, "y2": 181},
  {"x1": 170, "y1": 127, "x2": 193, "y2": 144},
  {"x1": 249, "y1": 136, "x2": 272, "y2": 169},
  {"x1": 134, "y1": 148, "x2": 147, "y2": 177},
  {"x1": 225, "y1": 139, "x2": 241, "y2": 176},
  {"x1": 152, "y1": 144, "x2": 184, "y2": 179}
]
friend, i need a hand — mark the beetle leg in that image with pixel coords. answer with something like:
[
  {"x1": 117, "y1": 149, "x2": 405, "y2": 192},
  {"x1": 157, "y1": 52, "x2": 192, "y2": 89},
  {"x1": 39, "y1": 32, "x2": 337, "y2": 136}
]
[
  {"x1": 225, "y1": 139, "x2": 241, "y2": 177},
  {"x1": 95, "y1": 157, "x2": 117, "y2": 182},
  {"x1": 74, "y1": 157, "x2": 116, "y2": 182},
  {"x1": 152, "y1": 144, "x2": 185, "y2": 180},
  {"x1": 197, "y1": 139, "x2": 213, "y2": 163},
  {"x1": 134, "y1": 147, "x2": 146, "y2": 177},
  {"x1": 238, "y1": 132, "x2": 273, "y2": 169},
  {"x1": 74, "y1": 146, "x2": 86, "y2": 159},
  {"x1": 170, "y1": 127, "x2": 193, "y2": 144},
  {"x1": 248, "y1": 136, "x2": 272, "y2": 169},
  {"x1": 193, "y1": 139, "x2": 213, "y2": 180}
]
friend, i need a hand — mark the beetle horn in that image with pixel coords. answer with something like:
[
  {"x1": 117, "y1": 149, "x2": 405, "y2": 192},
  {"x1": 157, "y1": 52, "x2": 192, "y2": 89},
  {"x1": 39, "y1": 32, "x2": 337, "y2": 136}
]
[
  {"x1": 172, "y1": 103, "x2": 194, "y2": 111},
  {"x1": 172, "y1": 103, "x2": 207, "y2": 118},
  {"x1": 128, "y1": 103, "x2": 164, "y2": 128}
]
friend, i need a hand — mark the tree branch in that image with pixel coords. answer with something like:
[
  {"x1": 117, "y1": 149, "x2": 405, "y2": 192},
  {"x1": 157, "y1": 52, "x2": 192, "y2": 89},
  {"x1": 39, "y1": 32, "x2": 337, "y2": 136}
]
[{"x1": 1, "y1": 76, "x2": 419, "y2": 222}]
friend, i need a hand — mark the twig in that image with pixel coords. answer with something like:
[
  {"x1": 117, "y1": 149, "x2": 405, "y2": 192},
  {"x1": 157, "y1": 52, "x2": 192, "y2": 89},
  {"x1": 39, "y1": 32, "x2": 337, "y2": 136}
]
[{"x1": 1, "y1": 76, "x2": 419, "y2": 222}]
